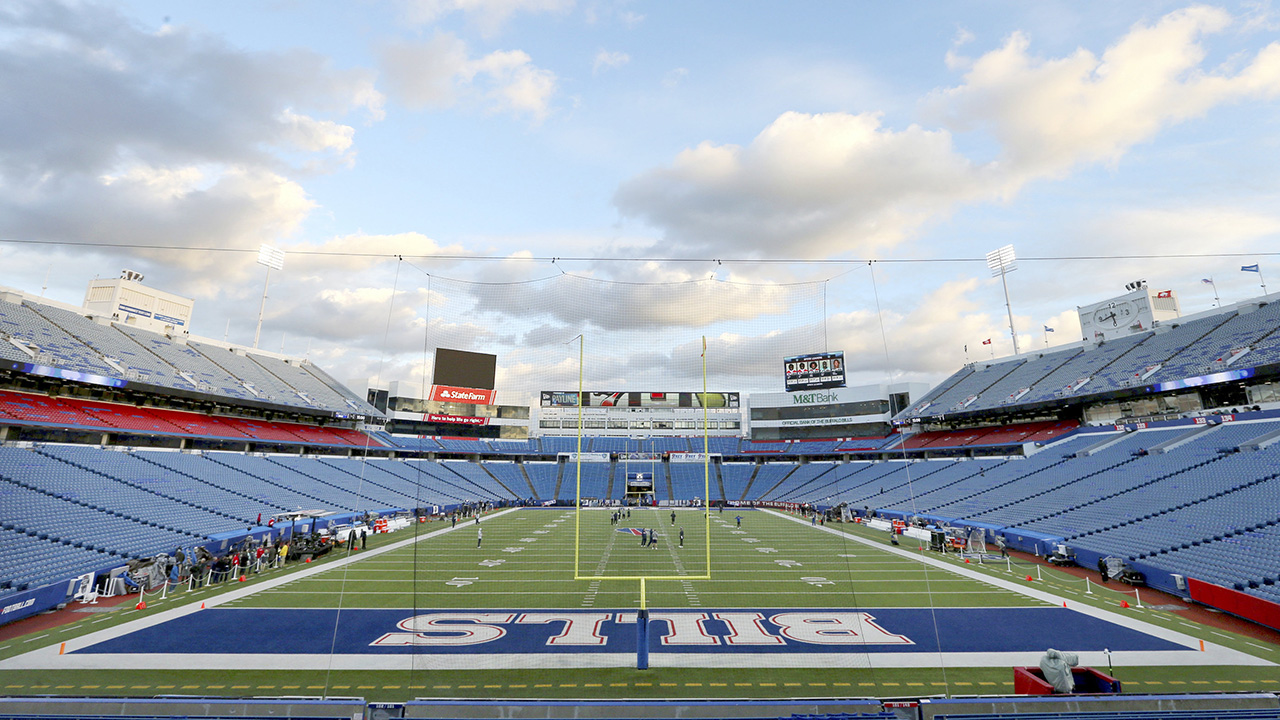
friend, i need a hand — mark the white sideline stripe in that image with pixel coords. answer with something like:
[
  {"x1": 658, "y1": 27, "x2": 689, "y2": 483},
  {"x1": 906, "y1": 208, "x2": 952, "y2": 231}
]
[
  {"x1": 0, "y1": 649, "x2": 1258, "y2": 671},
  {"x1": 763, "y1": 509, "x2": 1273, "y2": 668},
  {"x1": 0, "y1": 507, "x2": 520, "y2": 670}
]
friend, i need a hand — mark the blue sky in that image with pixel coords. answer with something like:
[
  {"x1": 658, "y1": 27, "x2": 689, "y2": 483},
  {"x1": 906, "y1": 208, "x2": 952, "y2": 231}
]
[{"x1": 1, "y1": 1, "x2": 1278, "y2": 405}]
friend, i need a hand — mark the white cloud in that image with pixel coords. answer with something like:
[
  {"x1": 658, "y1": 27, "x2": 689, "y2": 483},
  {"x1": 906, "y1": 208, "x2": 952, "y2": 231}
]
[
  {"x1": 379, "y1": 34, "x2": 557, "y2": 120},
  {"x1": 0, "y1": 0, "x2": 381, "y2": 301},
  {"x1": 932, "y1": 6, "x2": 1280, "y2": 181},
  {"x1": 593, "y1": 49, "x2": 630, "y2": 75},
  {"x1": 662, "y1": 67, "x2": 689, "y2": 87},
  {"x1": 615, "y1": 110, "x2": 991, "y2": 258},
  {"x1": 396, "y1": 0, "x2": 575, "y2": 36},
  {"x1": 616, "y1": 6, "x2": 1280, "y2": 263}
]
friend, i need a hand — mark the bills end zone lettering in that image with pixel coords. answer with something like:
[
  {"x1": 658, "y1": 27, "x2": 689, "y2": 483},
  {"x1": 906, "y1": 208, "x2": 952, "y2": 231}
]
[
  {"x1": 72, "y1": 607, "x2": 1188, "y2": 656},
  {"x1": 370, "y1": 611, "x2": 911, "y2": 648}
]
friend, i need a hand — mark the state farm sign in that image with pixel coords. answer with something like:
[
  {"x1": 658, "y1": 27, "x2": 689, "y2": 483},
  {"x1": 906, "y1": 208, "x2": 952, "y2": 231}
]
[{"x1": 430, "y1": 384, "x2": 496, "y2": 405}]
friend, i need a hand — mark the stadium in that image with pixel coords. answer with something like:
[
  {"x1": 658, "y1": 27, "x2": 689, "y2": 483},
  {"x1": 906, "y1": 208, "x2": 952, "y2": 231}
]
[
  {"x1": 5, "y1": 2, "x2": 1280, "y2": 719},
  {"x1": 0, "y1": 266, "x2": 1279, "y2": 720}
]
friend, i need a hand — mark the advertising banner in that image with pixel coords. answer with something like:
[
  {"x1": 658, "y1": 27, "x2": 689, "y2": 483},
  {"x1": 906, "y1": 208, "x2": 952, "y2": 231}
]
[{"x1": 430, "y1": 385, "x2": 497, "y2": 405}]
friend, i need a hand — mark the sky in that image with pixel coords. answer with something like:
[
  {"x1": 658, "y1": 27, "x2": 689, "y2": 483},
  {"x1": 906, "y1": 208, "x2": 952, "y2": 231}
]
[{"x1": 1, "y1": 0, "x2": 1279, "y2": 406}]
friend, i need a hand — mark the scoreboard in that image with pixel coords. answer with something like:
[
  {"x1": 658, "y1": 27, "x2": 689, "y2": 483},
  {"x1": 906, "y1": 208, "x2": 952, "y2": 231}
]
[{"x1": 784, "y1": 351, "x2": 846, "y2": 392}]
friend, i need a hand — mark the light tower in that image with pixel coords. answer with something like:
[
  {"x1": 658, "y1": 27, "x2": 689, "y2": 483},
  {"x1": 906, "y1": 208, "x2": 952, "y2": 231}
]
[
  {"x1": 253, "y1": 244, "x2": 286, "y2": 349},
  {"x1": 987, "y1": 244, "x2": 1020, "y2": 355}
]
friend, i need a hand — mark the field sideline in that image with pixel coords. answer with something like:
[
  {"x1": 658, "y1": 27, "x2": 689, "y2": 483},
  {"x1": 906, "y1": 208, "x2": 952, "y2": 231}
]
[{"x1": 1, "y1": 507, "x2": 1277, "y2": 701}]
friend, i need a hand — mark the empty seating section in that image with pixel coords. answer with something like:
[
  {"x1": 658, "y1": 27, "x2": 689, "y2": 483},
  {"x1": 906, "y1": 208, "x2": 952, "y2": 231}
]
[
  {"x1": 787, "y1": 440, "x2": 840, "y2": 454},
  {"x1": 719, "y1": 463, "x2": 755, "y2": 501},
  {"x1": 589, "y1": 436, "x2": 630, "y2": 453},
  {"x1": 916, "y1": 435, "x2": 1142, "y2": 519},
  {"x1": 669, "y1": 462, "x2": 716, "y2": 501},
  {"x1": 647, "y1": 437, "x2": 692, "y2": 453},
  {"x1": 248, "y1": 354, "x2": 352, "y2": 410},
  {"x1": 965, "y1": 348, "x2": 1080, "y2": 413},
  {"x1": 26, "y1": 304, "x2": 183, "y2": 387},
  {"x1": 189, "y1": 342, "x2": 305, "y2": 406},
  {"x1": 1142, "y1": 526, "x2": 1280, "y2": 594},
  {"x1": 1089, "y1": 313, "x2": 1233, "y2": 391},
  {"x1": 540, "y1": 437, "x2": 579, "y2": 454},
  {"x1": 300, "y1": 362, "x2": 381, "y2": 415},
  {"x1": 901, "y1": 365, "x2": 975, "y2": 417},
  {"x1": 480, "y1": 462, "x2": 533, "y2": 498},
  {"x1": 1018, "y1": 333, "x2": 1148, "y2": 405},
  {"x1": 741, "y1": 463, "x2": 799, "y2": 499},
  {"x1": 0, "y1": 475, "x2": 197, "y2": 560},
  {"x1": 1153, "y1": 301, "x2": 1280, "y2": 383},
  {"x1": 610, "y1": 463, "x2": 630, "y2": 500},
  {"x1": 566, "y1": 462, "x2": 612, "y2": 499},
  {"x1": 123, "y1": 450, "x2": 274, "y2": 522},
  {"x1": 116, "y1": 326, "x2": 256, "y2": 401},
  {"x1": 834, "y1": 459, "x2": 1009, "y2": 510},
  {"x1": 920, "y1": 359, "x2": 1026, "y2": 414},
  {"x1": 0, "y1": 392, "x2": 101, "y2": 427},
  {"x1": 825, "y1": 461, "x2": 944, "y2": 507},
  {"x1": 265, "y1": 456, "x2": 415, "y2": 509},
  {"x1": 742, "y1": 440, "x2": 787, "y2": 454},
  {"x1": 349, "y1": 459, "x2": 468, "y2": 505},
  {"x1": 488, "y1": 439, "x2": 539, "y2": 455},
  {"x1": 523, "y1": 462, "x2": 559, "y2": 499},
  {"x1": 763, "y1": 462, "x2": 835, "y2": 500},
  {"x1": 0, "y1": 389, "x2": 373, "y2": 446},
  {"x1": 1, "y1": 300, "x2": 376, "y2": 416},
  {"x1": 400, "y1": 460, "x2": 504, "y2": 502},
  {"x1": 0, "y1": 300, "x2": 118, "y2": 376},
  {"x1": 435, "y1": 437, "x2": 485, "y2": 453},
  {"x1": 1008, "y1": 424, "x2": 1273, "y2": 537},
  {"x1": 1070, "y1": 471, "x2": 1280, "y2": 560},
  {"x1": 705, "y1": 437, "x2": 741, "y2": 455},
  {"x1": 441, "y1": 460, "x2": 516, "y2": 498},
  {"x1": 380, "y1": 435, "x2": 443, "y2": 452},
  {"x1": 836, "y1": 436, "x2": 892, "y2": 452},
  {"x1": 0, "y1": 525, "x2": 118, "y2": 593},
  {"x1": 0, "y1": 447, "x2": 229, "y2": 537}
]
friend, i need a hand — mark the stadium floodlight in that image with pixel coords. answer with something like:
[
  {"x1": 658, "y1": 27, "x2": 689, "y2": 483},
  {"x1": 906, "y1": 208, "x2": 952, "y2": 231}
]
[
  {"x1": 986, "y1": 244, "x2": 1020, "y2": 355},
  {"x1": 253, "y1": 244, "x2": 286, "y2": 349}
]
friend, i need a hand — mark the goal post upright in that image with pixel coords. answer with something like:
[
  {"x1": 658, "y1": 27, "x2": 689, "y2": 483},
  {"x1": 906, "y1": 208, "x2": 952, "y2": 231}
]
[
  {"x1": 573, "y1": 333, "x2": 583, "y2": 578},
  {"x1": 703, "y1": 335, "x2": 712, "y2": 577}
]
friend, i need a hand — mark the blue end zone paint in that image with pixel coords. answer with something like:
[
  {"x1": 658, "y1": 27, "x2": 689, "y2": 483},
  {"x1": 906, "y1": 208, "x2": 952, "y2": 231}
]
[{"x1": 76, "y1": 607, "x2": 1186, "y2": 655}]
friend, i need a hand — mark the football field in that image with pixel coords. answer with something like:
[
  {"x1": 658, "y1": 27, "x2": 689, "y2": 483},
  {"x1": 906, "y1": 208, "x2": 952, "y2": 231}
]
[{"x1": 1, "y1": 507, "x2": 1277, "y2": 701}]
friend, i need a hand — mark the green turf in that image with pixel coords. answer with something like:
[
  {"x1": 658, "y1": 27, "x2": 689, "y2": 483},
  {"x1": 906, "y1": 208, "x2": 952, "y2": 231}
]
[{"x1": 2, "y1": 506, "x2": 1278, "y2": 701}]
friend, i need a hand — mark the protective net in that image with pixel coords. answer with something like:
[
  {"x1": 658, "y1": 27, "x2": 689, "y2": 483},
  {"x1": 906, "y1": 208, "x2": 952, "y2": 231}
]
[{"x1": 412, "y1": 271, "x2": 829, "y2": 407}]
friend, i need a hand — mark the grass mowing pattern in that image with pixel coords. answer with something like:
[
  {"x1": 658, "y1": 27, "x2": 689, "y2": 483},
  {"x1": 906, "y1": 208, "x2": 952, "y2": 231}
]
[{"x1": 0, "y1": 507, "x2": 1277, "y2": 701}]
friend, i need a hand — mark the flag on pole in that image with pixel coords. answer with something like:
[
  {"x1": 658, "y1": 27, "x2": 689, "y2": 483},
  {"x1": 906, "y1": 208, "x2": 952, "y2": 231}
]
[
  {"x1": 1201, "y1": 278, "x2": 1214, "y2": 284},
  {"x1": 701, "y1": 336, "x2": 706, "y2": 358},
  {"x1": 1043, "y1": 326, "x2": 1055, "y2": 333},
  {"x1": 982, "y1": 338, "x2": 992, "y2": 345},
  {"x1": 1242, "y1": 264, "x2": 1261, "y2": 273}
]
